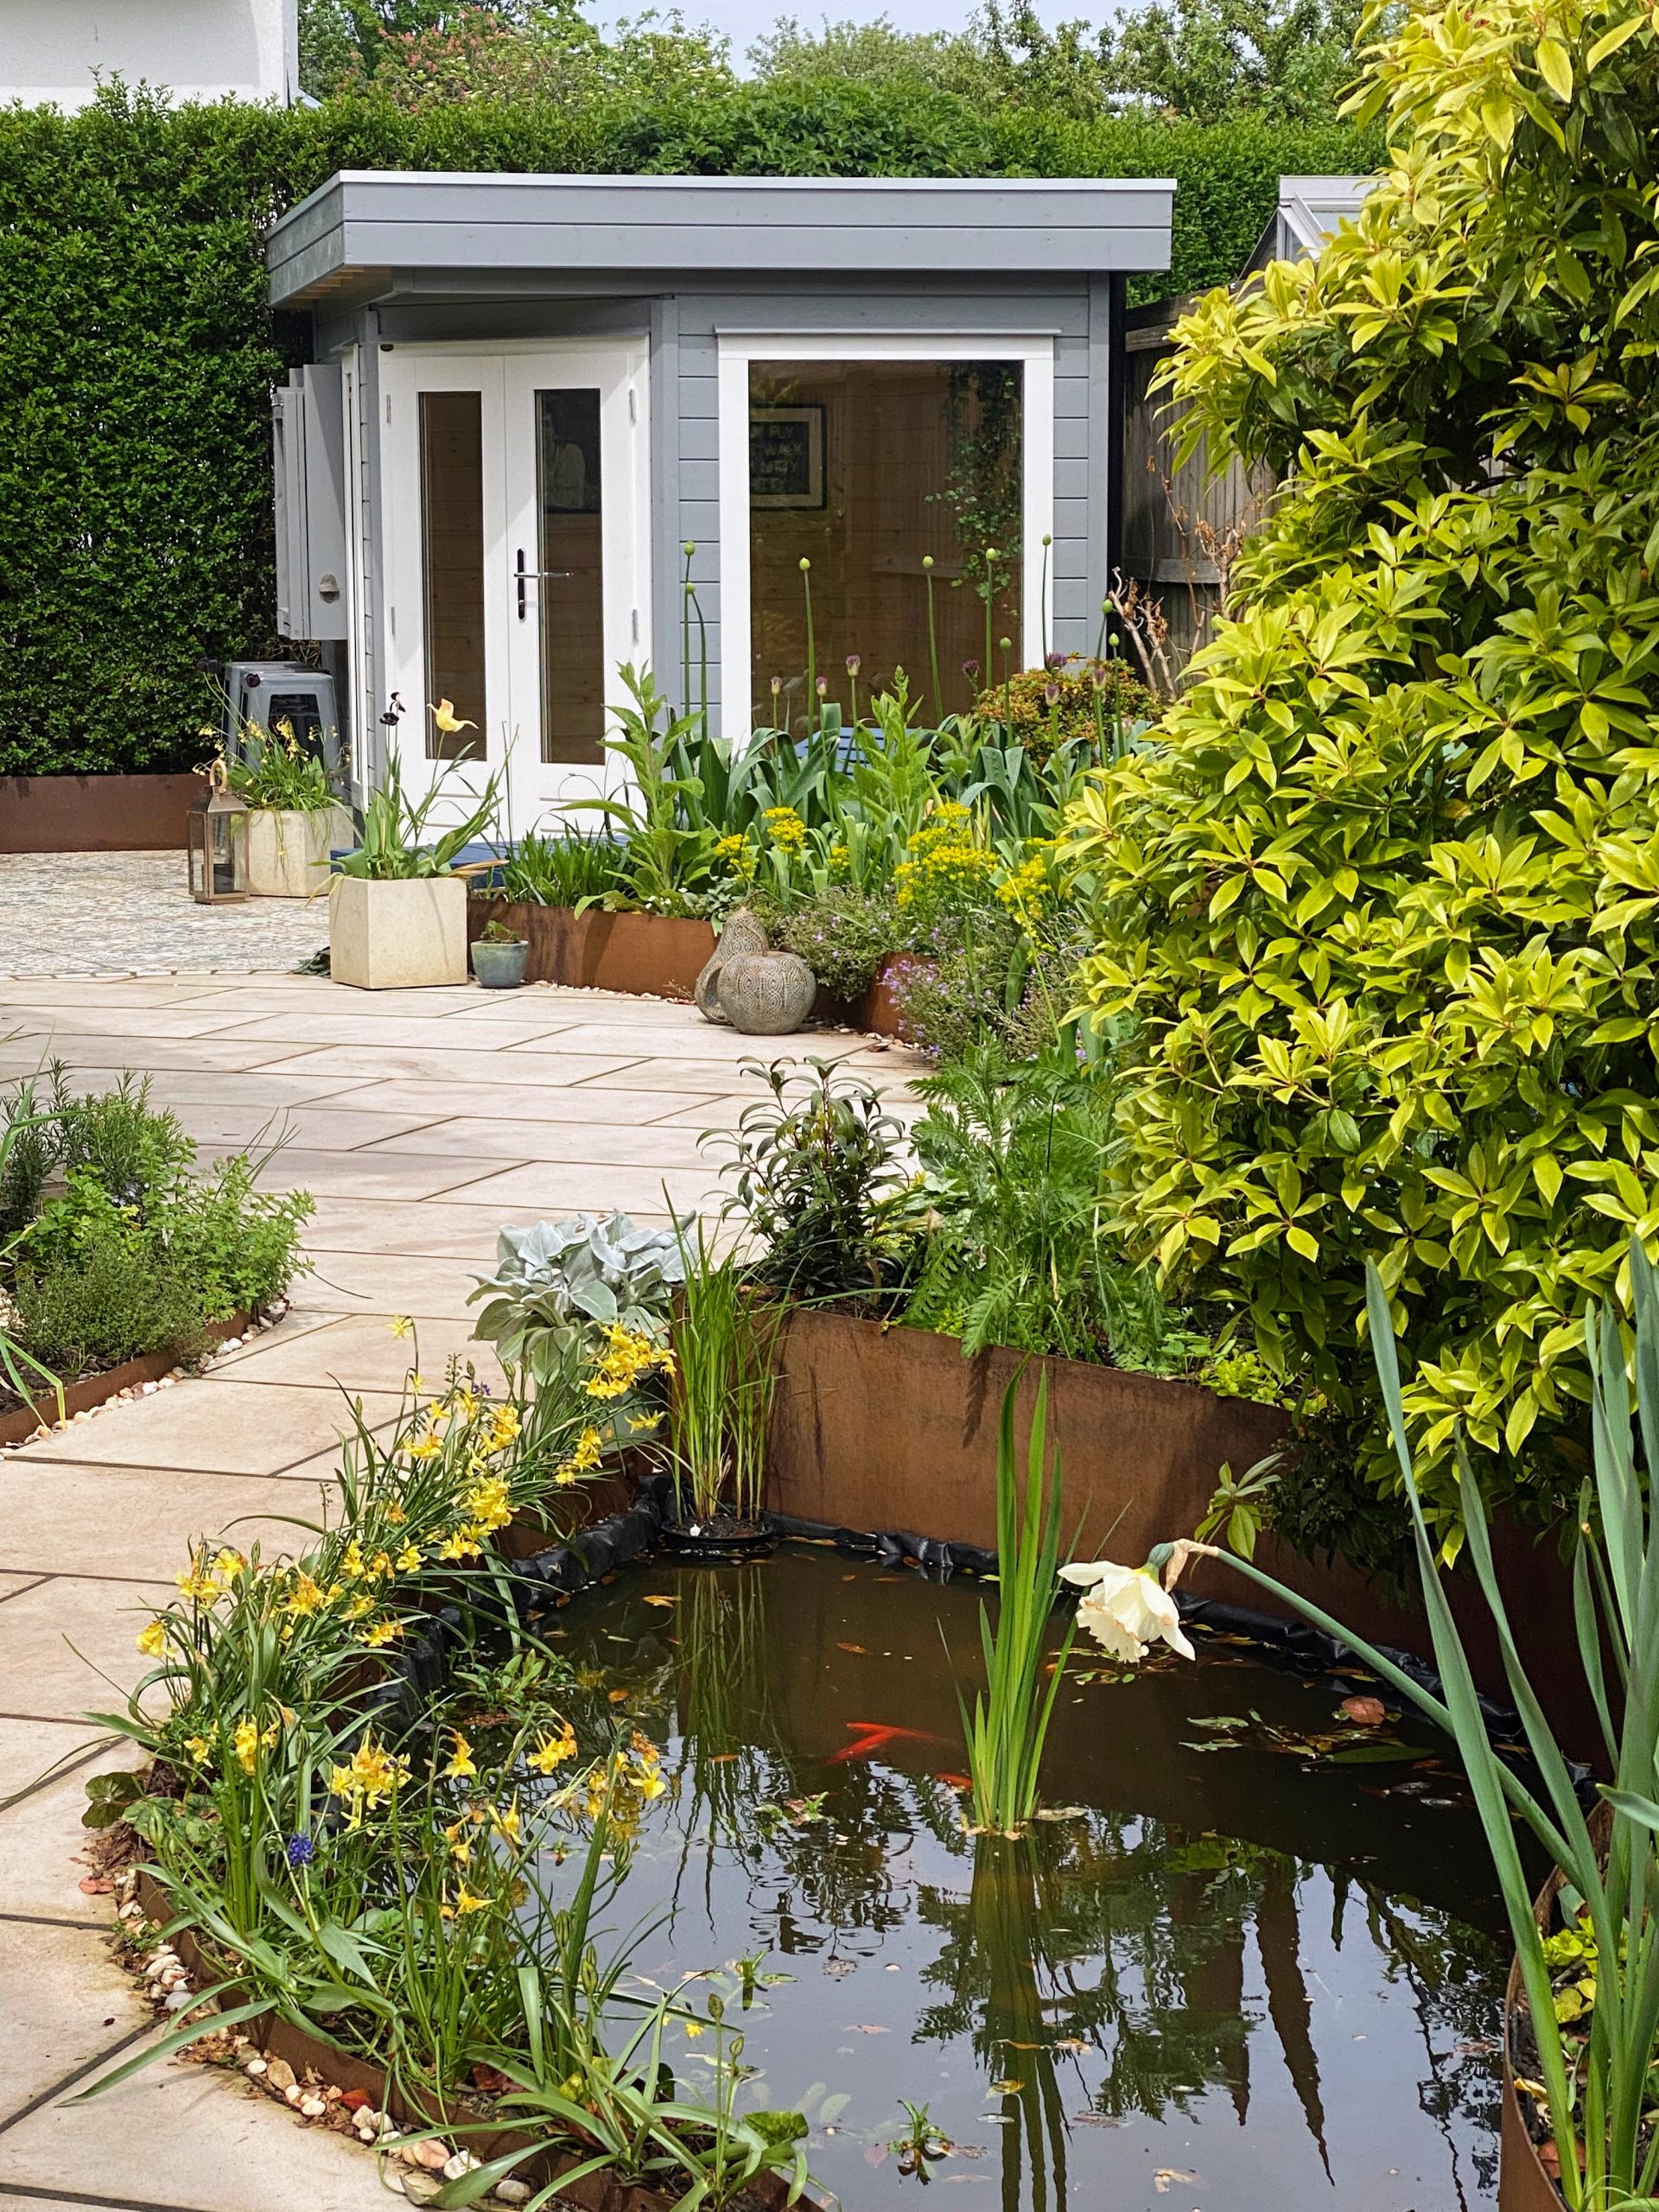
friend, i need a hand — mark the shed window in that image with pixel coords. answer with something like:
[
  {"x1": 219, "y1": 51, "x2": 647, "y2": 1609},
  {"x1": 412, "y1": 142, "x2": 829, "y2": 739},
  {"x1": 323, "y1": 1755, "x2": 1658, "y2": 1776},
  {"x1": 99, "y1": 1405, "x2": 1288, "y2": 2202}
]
[{"x1": 747, "y1": 359, "x2": 1023, "y2": 734}]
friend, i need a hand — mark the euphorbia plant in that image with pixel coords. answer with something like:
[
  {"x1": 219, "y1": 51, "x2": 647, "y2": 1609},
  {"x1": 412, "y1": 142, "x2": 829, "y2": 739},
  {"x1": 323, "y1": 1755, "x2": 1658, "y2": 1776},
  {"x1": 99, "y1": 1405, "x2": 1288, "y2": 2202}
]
[{"x1": 1070, "y1": 0, "x2": 1659, "y2": 1533}]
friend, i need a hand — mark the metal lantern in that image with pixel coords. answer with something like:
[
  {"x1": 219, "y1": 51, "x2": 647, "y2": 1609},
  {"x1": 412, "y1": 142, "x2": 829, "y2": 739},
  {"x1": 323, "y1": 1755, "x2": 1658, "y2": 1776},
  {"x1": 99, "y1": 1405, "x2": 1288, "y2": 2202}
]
[{"x1": 187, "y1": 766, "x2": 250, "y2": 904}]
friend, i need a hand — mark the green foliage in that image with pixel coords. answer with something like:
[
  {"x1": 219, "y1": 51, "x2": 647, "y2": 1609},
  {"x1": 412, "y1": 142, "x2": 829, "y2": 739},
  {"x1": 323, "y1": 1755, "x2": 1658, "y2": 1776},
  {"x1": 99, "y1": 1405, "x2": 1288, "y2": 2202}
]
[
  {"x1": 666, "y1": 1220, "x2": 779, "y2": 1528},
  {"x1": 715, "y1": 1059, "x2": 925, "y2": 1306},
  {"x1": 973, "y1": 659, "x2": 1154, "y2": 765},
  {"x1": 773, "y1": 884, "x2": 896, "y2": 999},
  {"x1": 1186, "y1": 1243, "x2": 1659, "y2": 2211},
  {"x1": 487, "y1": 828, "x2": 624, "y2": 908},
  {"x1": 1071, "y1": 0, "x2": 1659, "y2": 1532},
  {"x1": 0, "y1": 1068, "x2": 308, "y2": 1382},
  {"x1": 11, "y1": 1154, "x2": 310, "y2": 1376},
  {"x1": 0, "y1": 85, "x2": 1374, "y2": 775},
  {"x1": 953, "y1": 1373, "x2": 1076, "y2": 1834},
  {"x1": 332, "y1": 747, "x2": 499, "y2": 877},
  {"x1": 906, "y1": 1046, "x2": 1196, "y2": 1369},
  {"x1": 224, "y1": 726, "x2": 336, "y2": 812},
  {"x1": 468, "y1": 1211, "x2": 683, "y2": 1376}
]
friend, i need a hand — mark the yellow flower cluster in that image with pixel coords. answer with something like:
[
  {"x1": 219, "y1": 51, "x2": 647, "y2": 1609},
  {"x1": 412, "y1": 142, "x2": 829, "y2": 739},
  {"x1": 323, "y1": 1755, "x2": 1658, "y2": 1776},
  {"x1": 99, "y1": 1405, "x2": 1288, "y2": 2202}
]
[
  {"x1": 713, "y1": 831, "x2": 754, "y2": 877},
  {"x1": 893, "y1": 804, "x2": 996, "y2": 911},
  {"x1": 554, "y1": 1425, "x2": 603, "y2": 1489},
  {"x1": 175, "y1": 1547, "x2": 248, "y2": 1606},
  {"x1": 328, "y1": 1732, "x2": 410, "y2": 1822},
  {"x1": 761, "y1": 805, "x2": 807, "y2": 854},
  {"x1": 528, "y1": 1721, "x2": 579, "y2": 1773},
  {"x1": 995, "y1": 840, "x2": 1067, "y2": 944},
  {"x1": 583, "y1": 1325, "x2": 671, "y2": 1402}
]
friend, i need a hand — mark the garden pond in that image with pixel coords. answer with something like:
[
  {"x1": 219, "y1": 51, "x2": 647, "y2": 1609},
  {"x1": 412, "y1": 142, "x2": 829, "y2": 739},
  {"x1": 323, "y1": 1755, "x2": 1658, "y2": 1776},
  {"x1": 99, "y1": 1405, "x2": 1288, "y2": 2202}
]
[{"x1": 526, "y1": 1542, "x2": 1507, "y2": 2212}]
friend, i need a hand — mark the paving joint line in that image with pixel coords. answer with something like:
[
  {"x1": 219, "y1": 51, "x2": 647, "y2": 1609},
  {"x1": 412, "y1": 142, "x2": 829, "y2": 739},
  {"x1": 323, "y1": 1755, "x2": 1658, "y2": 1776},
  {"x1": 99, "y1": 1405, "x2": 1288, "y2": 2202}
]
[
  {"x1": 0, "y1": 1732, "x2": 118, "y2": 1814},
  {"x1": 0, "y1": 2023, "x2": 152, "y2": 2142}
]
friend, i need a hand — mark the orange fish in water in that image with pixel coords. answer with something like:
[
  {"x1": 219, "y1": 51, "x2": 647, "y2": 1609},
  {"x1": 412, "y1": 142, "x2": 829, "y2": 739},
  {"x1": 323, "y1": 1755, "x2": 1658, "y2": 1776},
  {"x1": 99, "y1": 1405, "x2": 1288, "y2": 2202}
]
[
  {"x1": 825, "y1": 1721, "x2": 939, "y2": 1764},
  {"x1": 937, "y1": 1772, "x2": 972, "y2": 1790}
]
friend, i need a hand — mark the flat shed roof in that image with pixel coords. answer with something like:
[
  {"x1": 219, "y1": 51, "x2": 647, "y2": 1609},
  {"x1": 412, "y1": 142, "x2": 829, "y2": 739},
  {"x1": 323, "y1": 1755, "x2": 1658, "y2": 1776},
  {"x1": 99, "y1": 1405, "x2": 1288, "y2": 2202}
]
[{"x1": 267, "y1": 170, "x2": 1177, "y2": 308}]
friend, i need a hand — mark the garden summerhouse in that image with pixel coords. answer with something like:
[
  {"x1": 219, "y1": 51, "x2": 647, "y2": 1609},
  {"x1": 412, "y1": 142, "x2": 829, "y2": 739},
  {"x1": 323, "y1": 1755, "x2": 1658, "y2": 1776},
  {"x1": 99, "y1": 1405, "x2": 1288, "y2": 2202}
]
[{"x1": 267, "y1": 169, "x2": 1175, "y2": 833}]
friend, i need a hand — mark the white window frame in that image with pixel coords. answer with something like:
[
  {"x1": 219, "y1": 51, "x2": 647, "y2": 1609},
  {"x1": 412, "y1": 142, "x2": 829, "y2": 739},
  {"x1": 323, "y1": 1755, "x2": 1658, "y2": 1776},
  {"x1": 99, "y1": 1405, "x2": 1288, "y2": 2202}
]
[{"x1": 715, "y1": 330, "x2": 1055, "y2": 746}]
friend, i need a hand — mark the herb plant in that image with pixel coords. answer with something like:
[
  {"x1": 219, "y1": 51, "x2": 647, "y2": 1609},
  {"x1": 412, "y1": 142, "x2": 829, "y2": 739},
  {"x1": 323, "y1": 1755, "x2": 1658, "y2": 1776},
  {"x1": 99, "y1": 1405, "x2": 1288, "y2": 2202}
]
[
  {"x1": 222, "y1": 722, "x2": 336, "y2": 811},
  {"x1": 715, "y1": 1059, "x2": 925, "y2": 1306},
  {"x1": 331, "y1": 748, "x2": 500, "y2": 880}
]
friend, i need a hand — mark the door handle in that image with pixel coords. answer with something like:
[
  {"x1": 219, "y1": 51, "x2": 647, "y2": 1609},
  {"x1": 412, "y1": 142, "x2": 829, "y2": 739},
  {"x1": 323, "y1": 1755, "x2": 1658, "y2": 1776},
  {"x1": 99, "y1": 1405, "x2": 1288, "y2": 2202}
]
[{"x1": 516, "y1": 548, "x2": 575, "y2": 620}]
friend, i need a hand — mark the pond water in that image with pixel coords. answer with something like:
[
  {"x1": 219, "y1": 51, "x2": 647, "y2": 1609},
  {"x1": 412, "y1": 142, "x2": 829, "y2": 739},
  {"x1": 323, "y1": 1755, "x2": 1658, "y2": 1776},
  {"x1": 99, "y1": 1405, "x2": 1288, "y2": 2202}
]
[{"x1": 537, "y1": 1544, "x2": 1505, "y2": 2212}]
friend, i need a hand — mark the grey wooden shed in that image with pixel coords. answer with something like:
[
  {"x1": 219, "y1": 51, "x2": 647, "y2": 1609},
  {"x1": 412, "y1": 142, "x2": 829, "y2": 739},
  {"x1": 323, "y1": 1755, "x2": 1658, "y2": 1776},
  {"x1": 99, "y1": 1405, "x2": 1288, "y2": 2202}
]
[{"x1": 266, "y1": 169, "x2": 1174, "y2": 829}]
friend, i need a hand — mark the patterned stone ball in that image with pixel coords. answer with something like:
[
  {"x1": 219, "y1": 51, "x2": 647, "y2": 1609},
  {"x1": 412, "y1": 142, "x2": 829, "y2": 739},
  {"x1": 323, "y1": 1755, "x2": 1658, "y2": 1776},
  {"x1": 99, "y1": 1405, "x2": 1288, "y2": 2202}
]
[
  {"x1": 694, "y1": 906, "x2": 772, "y2": 1026},
  {"x1": 715, "y1": 950, "x2": 818, "y2": 1035}
]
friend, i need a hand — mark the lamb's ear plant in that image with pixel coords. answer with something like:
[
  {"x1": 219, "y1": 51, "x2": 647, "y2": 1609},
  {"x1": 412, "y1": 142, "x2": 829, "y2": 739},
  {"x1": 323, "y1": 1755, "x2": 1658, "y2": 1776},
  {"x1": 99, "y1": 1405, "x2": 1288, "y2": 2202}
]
[
  {"x1": 953, "y1": 1373, "x2": 1076, "y2": 1835},
  {"x1": 1138, "y1": 1239, "x2": 1659, "y2": 2212}
]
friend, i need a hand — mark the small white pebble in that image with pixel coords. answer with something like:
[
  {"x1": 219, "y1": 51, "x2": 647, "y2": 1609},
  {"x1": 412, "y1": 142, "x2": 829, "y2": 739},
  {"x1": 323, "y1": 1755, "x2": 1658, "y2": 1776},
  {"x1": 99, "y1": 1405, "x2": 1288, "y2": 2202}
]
[
  {"x1": 164, "y1": 1990, "x2": 195, "y2": 2012},
  {"x1": 284, "y1": 2082, "x2": 304, "y2": 2106},
  {"x1": 493, "y1": 2182, "x2": 531, "y2": 2205},
  {"x1": 245, "y1": 2058, "x2": 268, "y2": 2077},
  {"x1": 300, "y1": 2095, "x2": 327, "y2": 2119},
  {"x1": 442, "y1": 2152, "x2": 480, "y2": 2182}
]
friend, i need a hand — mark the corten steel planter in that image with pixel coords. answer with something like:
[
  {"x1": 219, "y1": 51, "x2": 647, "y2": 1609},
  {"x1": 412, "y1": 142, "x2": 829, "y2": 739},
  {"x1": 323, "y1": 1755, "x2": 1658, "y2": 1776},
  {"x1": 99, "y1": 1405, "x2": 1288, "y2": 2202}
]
[
  {"x1": 816, "y1": 953, "x2": 910, "y2": 1039},
  {"x1": 0, "y1": 772, "x2": 202, "y2": 854},
  {"x1": 0, "y1": 1310, "x2": 253, "y2": 1447},
  {"x1": 467, "y1": 895, "x2": 715, "y2": 1001},
  {"x1": 765, "y1": 1307, "x2": 1599, "y2": 1743}
]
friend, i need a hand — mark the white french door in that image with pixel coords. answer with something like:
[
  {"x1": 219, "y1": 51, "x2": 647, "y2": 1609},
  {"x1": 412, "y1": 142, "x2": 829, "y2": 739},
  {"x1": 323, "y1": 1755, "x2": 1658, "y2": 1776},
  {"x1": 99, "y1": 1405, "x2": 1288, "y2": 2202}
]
[{"x1": 380, "y1": 340, "x2": 651, "y2": 841}]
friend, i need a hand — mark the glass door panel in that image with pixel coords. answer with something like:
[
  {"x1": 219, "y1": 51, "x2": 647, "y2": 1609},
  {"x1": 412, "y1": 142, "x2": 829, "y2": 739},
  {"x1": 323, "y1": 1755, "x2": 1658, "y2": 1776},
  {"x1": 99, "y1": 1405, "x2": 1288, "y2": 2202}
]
[
  {"x1": 533, "y1": 388, "x2": 604, "y2": 766},
  {"x1": 419, "y1": 391, "x2": 487, "y2": 760}
]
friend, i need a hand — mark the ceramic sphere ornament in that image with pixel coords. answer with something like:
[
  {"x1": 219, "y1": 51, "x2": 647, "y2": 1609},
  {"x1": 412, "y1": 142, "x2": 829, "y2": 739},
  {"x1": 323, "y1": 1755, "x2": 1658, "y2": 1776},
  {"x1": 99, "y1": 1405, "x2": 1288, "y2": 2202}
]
[
  {"x1": 695, "y1": 906, "x2": 771, "y2": 1025},
  {"x1": 716, "y1": 949, "x2": 817, "y2": 1035}
]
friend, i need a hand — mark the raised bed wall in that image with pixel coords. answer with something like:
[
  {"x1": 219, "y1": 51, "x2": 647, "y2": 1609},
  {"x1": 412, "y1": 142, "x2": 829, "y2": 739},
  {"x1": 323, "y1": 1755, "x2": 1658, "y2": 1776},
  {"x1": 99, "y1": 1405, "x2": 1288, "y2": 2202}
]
[
  {"x1": 767, "y1": 1309, "x2": 1596, "y2": 1753},
  {"x1": 0, "y1": 774, "x2": 200, "y2": 852}
]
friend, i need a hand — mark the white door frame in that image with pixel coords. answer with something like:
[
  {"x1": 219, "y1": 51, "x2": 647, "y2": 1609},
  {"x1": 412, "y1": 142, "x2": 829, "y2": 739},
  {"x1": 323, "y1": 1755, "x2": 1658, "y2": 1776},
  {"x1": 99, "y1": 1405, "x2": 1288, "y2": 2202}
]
[
  {"x1": 715, "y1": 330, "x2": 1055, "y2": 747},
  {"x1": 378, "y1": 337, "x2": 652, "y2": 842}
]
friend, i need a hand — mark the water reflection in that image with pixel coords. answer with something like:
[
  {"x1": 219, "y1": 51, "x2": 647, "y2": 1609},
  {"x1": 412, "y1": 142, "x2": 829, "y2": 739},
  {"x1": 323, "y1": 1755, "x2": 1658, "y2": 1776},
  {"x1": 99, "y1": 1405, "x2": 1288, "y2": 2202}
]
[{"x1": 538, "y1": 1548, "x2": 1503, "y2": 2211}]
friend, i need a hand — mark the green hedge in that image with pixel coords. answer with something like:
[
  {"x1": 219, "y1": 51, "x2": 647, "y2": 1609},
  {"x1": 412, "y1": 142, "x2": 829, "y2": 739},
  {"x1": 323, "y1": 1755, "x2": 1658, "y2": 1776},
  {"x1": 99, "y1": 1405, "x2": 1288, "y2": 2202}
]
[{"x1": 0, "y1": 84, "x2": 1378, "y2": 776}]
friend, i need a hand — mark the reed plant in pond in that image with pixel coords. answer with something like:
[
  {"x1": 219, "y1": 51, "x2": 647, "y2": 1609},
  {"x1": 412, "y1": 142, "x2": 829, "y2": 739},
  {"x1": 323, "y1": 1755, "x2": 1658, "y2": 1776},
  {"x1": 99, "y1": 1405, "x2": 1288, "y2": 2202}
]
[
  {"x1": 954, "y1": 1375, "x2": 1076, "y2": 1835},
  {"x1": 668, "y1": 1219, "x2": 779, "y2": 1530}
]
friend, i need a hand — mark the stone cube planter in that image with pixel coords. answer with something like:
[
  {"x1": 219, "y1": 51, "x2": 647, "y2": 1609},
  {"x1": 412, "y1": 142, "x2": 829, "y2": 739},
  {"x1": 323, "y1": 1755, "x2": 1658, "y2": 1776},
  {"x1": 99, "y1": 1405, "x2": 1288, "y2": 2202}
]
[
  {"x1": 245, "y1": 806, "x2": 354, "y2": 899},
  {"x1": 328, "y1": 874, "x2": 467, "y2": 989}
]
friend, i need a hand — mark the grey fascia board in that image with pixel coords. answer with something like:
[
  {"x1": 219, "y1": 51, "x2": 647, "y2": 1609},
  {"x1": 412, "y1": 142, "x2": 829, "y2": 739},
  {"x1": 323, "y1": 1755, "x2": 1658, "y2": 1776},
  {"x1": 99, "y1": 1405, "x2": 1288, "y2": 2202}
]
[{"x1": 267, "y1": 170, "x2": 1176, "y2": 304}]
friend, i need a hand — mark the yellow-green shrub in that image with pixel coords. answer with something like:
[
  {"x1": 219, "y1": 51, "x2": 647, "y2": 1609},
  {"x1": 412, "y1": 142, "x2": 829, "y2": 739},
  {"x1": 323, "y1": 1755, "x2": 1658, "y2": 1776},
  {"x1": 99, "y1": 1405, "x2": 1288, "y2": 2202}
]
[{"x1": 1071, "y1": 0, "x2": 1659, "y2": 1534}]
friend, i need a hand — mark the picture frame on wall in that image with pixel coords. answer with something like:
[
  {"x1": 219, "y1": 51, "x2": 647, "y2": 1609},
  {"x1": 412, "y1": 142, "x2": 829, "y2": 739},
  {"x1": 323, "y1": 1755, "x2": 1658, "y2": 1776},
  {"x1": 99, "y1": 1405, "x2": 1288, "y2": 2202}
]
[{"x1": 749, "y1": 402, "x2": 826, "y2": 510}]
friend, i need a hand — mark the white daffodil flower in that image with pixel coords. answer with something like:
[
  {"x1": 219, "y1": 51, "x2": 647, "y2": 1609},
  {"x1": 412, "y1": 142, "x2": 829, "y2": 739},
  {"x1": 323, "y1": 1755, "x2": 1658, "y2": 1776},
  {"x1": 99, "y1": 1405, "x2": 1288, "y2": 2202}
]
[{"x1": 1058, "y1": 1559, "x2": 1196, "y2": 1665}]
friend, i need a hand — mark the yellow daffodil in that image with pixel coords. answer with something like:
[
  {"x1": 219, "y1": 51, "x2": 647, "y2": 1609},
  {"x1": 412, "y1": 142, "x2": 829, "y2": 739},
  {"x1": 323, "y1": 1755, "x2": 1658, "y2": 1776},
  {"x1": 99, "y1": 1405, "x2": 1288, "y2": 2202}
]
[
  {"x1": 389, "y1": 1314, "x2": 413, "y2": 1338},
  {"x1": 528, "y1": 1725, "x2": 577, "y2": 1774},
  {"x1": 137, "y1": 1618, "x2": 168, "y2": 1658},
  {"x1": 184, "y1": 1734, "x2": 211, "y2": 1764},
  {"x1": 395, "y1": 1542, "x2": 422, "y2": 1573},
  {"x1": 359, "y1": 1618, "x2": 404, "y2": 1648},
  {"x1": 443, "y1": 1730, "x2": 478, "y2": 1782},
  {"x1": 283, "y1": 1572, "x2": 324, "y2": 1618},
  {"x1": 492, "y1": 1802, "x2": 521, "y2": 1843},
  {"x1": 232, "y1": 1718, "x2": 260, "y2": 1774},
  {"x1": 405, "y1": 1432, "x2": 442, "y2": 1461},
  {"x1": 328, "y1": 1733, "x2": 409, "y2": 1820},
  {"x1": 452, "y1": 1885, "x2": 488, "y2": 1916}
]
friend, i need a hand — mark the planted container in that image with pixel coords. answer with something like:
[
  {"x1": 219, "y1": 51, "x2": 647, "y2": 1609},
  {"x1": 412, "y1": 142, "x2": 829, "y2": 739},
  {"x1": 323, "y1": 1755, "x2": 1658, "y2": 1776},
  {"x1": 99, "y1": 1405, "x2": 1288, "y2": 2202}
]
[
  {"x1": 245, "y1": 805, "x2": 354, "y2": 899},
  {"x1": 329, "y1": 874, "x2": 467, "y2": 989},
  {"x1": 471, "y1": 933, "x2": 529, "y2": 989}
]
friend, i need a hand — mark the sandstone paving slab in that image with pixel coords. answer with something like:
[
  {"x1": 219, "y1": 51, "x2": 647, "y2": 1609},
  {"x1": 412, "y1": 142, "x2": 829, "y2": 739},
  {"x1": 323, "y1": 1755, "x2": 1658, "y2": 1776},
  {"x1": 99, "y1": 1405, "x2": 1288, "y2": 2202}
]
[
  {"x1": 214, "y1": 1313, "x2": 505, "y2": 1396},
  {"x1": 0, "y1": 1918, "x2": 142, "y2": 2114},
  {"x1": 0, "y1": 1576, "x2": 175, "y2": 1726},
  {"x1": 11, "y1": 1381, "x2": 402, "y2": 1476},
  {"x1": 510, "y1": 1020, "x2": 866, "y2": 1064},
  {"x1": 6, "y1": 1004, "x2": 284, "y2": 1043},
  {"x1": 359, "y1": 1116, "x2": 715, "y2": 1167},
  {"x1": 321, "y1": 1076, "x2": 722, "y2": 1124},
  {"x1": 0, "y1": 2039, "x2": 390, "y2": 2212},
  {"x1": 570, "y1": 1057, "x2": 796, "y2": 1096},
  {"x1": 0, "y1": 1717, "x2": 113, "y2": 1808},
  {"x1": 168, "y1": 1103, "x2": 451, "y2": 1156},
  {"x1": 298, "y1": 1194, "x2": 594, "y2": 1258},
  {"x1": 99, "y1": 1069, "x2": 384, "y2": 1110},
  {"x1": 0, "y1": 1571, "x2": 47, "y2": 1603},
  {"x1": 437, "y1": 1160, "x2": 721, "y2": 1216},
  {"x1": 0, "y1": 1035, "x2": 328, "y2": 1077},
  {"x1": 215, "y1": 1010, "x2": 588, "y2": 1051},
  {"x1": 288, "y1": 1250, "x2": 483, "y2": 1319},
  {"x1": 0, "y1": 1468, "x2": 342, "y2": 1579},
  {"x1": 253, "y1": 1043, "x2": 650, "y2": 1087},
  {"x1": 0, "y1": 1745, "x2": 137, "y2": 1926},
  {"x1": 248, "y1": 1146, "x2": 503, "y2": 1204}
]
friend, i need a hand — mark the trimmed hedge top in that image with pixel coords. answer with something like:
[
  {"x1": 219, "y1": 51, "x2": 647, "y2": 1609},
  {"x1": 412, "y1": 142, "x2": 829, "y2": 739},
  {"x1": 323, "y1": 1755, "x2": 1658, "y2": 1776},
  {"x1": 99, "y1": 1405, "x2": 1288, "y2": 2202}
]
[{"x1": 0, "y1": 85, "x2": 1377, "y2": 776}]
